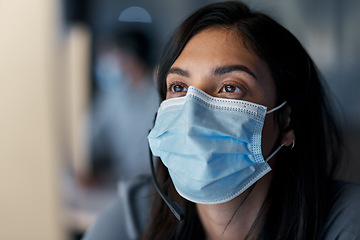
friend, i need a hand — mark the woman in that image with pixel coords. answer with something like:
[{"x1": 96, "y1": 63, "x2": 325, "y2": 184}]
[{"x1": 144, "y1": 1, "x2": 360, "y2": 239}]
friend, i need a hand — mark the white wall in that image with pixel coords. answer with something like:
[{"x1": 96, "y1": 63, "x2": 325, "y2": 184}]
[{"x1": 0, "y1": 0, "x2": 67, "y2": 239}]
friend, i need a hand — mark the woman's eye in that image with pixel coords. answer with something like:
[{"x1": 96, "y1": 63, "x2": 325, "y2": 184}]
[
  {"x1": 170, "y1": 84, "x2": 188, "y2": 93},
  {"x1": 220, "y1": 84, "x2": 242, "y2": 93}
]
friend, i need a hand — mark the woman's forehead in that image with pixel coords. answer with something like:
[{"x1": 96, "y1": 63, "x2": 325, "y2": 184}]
[{"x1": 172, "y1": 28, "x2": 270, "y2": 81}]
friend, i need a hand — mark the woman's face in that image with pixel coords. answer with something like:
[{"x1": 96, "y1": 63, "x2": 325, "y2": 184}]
[{"x1": 165, "y1": 27, "x2": 280, "y2": 159}]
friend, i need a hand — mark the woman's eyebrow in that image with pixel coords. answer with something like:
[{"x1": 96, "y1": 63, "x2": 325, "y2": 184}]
[
  {"x1": 213, "y1": 65, "x2": 258, "y2": 80},
  {"x1": 168, "y1": 67, "x2": 190, "y2": 77}
]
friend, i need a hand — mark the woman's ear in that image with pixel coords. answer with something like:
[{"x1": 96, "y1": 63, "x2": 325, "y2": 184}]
[
  {"x1": 282, "y1": 129, "x2": 295, "y2": 148},
  {"x1": 281, "y1": 105, "x2": 296, "y2": 147}
]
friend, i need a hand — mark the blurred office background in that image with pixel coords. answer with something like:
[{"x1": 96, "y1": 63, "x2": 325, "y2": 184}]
[{"x1": 0, "y1": 0, "x2": 359, "y2": 239}]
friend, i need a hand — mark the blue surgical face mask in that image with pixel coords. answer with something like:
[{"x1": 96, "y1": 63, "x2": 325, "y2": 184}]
[{"x1": 148, "y1": 86, "x2": 286, "y2": 204}]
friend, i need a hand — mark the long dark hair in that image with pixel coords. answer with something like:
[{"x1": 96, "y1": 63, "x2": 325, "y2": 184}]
[{"x1": 140, "y1": 1, "x2": 344, "y2": 239}]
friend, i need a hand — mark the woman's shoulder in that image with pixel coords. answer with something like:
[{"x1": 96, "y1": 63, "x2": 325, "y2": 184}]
[
  {"x1": 331, "y1": 180, "x2": 360, "y2": 212},
  {"x1": 331, "y1": 180, "x2": 360, "y2": 201},
  {"x1": 320, "y1": 180, "x2": 360, "y2": 240}
]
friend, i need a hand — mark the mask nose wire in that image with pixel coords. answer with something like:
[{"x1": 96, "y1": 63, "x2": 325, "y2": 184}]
[{"x1": 266, "y1": 101, "x2": 287, "y2": 114}]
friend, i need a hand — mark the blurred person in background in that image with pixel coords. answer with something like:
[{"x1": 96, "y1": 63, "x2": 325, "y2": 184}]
[
  {"x1": 85, "y1": 29, "x2": 159, "y2": 183},
  {"x1": 80, "y1": 29, "x2": 159, "y2": 240}
]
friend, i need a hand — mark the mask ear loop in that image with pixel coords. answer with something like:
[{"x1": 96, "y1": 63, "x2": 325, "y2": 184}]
[
  {"x1": 265, "y1": 141, "x2": 287, "y2": 162},
  {"x1": 267, "y1": 101, "x2": 287, "y2": 114},
  {"x1": 265, "y1": 101, "x2": 291, "y2": 162},
  {"x1": 291, "y1": 140, "x2": 295, "y2": 149}
]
